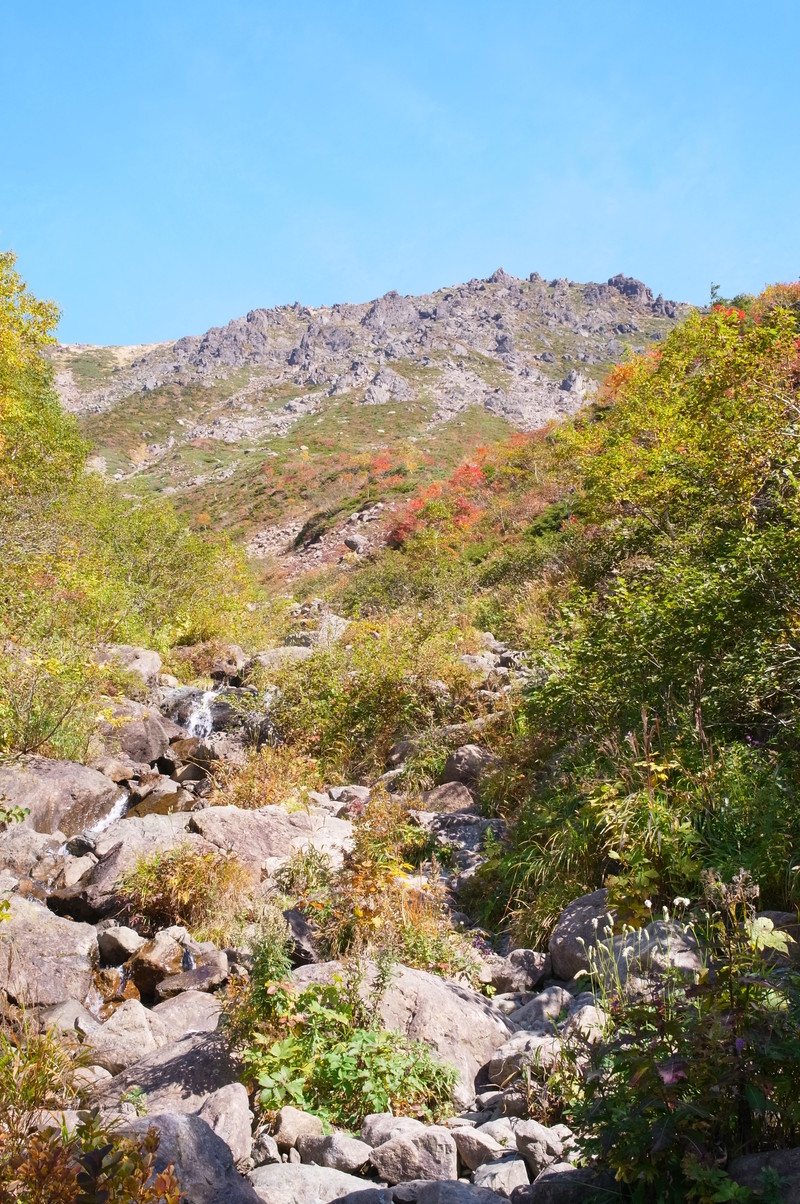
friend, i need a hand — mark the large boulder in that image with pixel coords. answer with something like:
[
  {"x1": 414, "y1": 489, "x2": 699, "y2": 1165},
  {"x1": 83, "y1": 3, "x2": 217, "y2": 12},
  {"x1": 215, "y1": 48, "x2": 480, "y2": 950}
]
[
  {"x1": 199, "y1": 1082, "x2": 253, "y2": 1165},
  {"x1": 548, "y1": 889, "x2": 614, "y2": 981},
  {"x1": 0, "y1": 895, "x2": 97, "y2": 1006},
  {"x1": 151, "y1": 988, "x2": 223, "y2": 1041},
  {"x1": 728, "y1": 1148, "x2": 800, "y2": 1200},
  {"x1": 0, "y1": 826, "x2": 64, "y2": 876},
  {"x1": 95, "y1": 644, "x2": 162, "y2": 686},
  {"x1": 91, "y1": 699, "x2": 170, "y2": 766},
  {"x1": 422, "y1": 782, "x2": 479, "y2": 814},
  {"x1": 249, "y1": 1162, "x2": 388, "y2": 1204},
  {"x1": 188, "y1": 805, "x2": 352, "y2": 872},
  {"x1": 93, "y1": 1031, "x2": 240, "y2": 1115},
  {"x1": 123, "y1": 1112, "x2": 261, "y2": 1204},
  {"x1": 369, "y1": 1126, "x2": 458, "y2": 1183},
  {"x1": 294, "y1": 962, "x2": 513, "y2": 1108},
  {"x1": 85, "y1": 998, "x2": 170, "y2": 1074},
  {"x1": 0, "y1": 757, "x2": 119, "y2": 837},
  {"x1": 441, "y1": 745, "x2": 499, "y2": 787},
  {"x1": 296, "y1": 1132, "x2": 372, "y2": 1173}
]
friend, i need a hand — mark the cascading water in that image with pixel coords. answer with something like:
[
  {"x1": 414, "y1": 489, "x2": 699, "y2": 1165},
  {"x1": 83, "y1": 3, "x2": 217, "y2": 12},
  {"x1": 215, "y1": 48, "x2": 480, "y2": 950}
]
[
  {"x1": 85, "y1": 789, "x2": 131, "y2": 840},
  {"x1": 185, "y1": 689, "x2": 220, "y2": 739}
]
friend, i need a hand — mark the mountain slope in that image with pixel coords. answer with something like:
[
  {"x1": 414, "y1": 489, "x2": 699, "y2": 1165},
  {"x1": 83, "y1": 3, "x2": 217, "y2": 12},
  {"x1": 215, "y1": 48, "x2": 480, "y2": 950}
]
[{"x1": 53, "y1": 270, "x2": 688, "y2": 554}]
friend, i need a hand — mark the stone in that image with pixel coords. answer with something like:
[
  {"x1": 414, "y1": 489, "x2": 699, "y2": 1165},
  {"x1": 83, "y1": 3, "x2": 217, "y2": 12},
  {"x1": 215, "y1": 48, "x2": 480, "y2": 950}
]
[
  {"x1": 344, "y1": 532, "x2": 368, "y2": 553},
  {"x1": 441, "y1": 745, "x2": 499, "y2": 787},
  {"x1": 512, "y1": 1163, "x2": 603, "y2": 1202},
  {"x1": 92, "y1": 699, "x2": 171, "y2": 766},
  {"x1": 510, "y1": 986, "x2": 572, "y2": 1033},
  {"x1": 62, "y1": 854, "x2": 97, "y2": 887},
  {"x1": 38, "y1": 998, "x2": 100, "y2": 1037},
  {"x1": 188, "y1": 805, "x2": 352, "y2": 872},
  {"x1": 369, "y1": 1126, "x2": 458, "y2": 1183},
  {"x1": 295, "y1": 962, "x2": 513, "y2": 1109},
  {"x1": 154, "y1": 948, "x2": 229, "y2": 999},
  {"x1": 151, "y1": 988, "x2": 223, "y2": 1040},
  {"x1": 95, "y1": 644, "x2": 162, "y2": 686},
  {"x1": 514, "y1": 1121, "x2": 564, "y2": 1177},
  {"x1": 490, "y1": 950, "x2": 549, "y2": 995},
  {"x1": 0, "y1": 895, "x2": 98, "y2": 1006},
  {"x1": 610, "y1": 919, "x2": 702, "y2": 986},
  {"x1": 123, "y1": 1112, "x2": 261, "y2": 1203},
  {"x1": 284, "y1": 907, "x2": 320, "y2": 965},
  {"x1": 296, "y1": 1132, "x2": 373, "y2": 1172},
  {"x1": 486, "y1": 1034, "x2": 562, "y2": 1088},
  {"x1": 422, "y1": 782, "x2": 479, "y2": 814},
  {"x1": 0, "y1": 757, "x2": 120, "y2": 837},
  {"x1": 329, "y1": 784, "x2": 371, "y2": 805},
  {"x1": 728, "y1": 1147, "x2": 800, "y2": 1199},
  {"x1": 249, "y1": 1162, "x2": 388, "y2": 1204},
  {"x1": 199, "y1": 1081, "x2": 254, "y2": 1164},
  {"x1": 93, "y1": 1031, "x2": 240, "y2": 1114},
  {"x1": 273, "y1": 1105, "x2": 325, "y2": 1151},
  {"x1": 249, "y1": 647, "x2": 315, "y2": 672},
  {"x1": 0, "y1": 826, "x2": 64, "y2": 875},
  {"x1": 416, "y1": 1185, "x2": 504, "y2": 1204},
  {"x1": 210, "y1": 644, "x2": 248, "y2": 680},
  {"x1": 474, "y1": 1156, "x2": 530, "y2": 1196},
  {"x1": 361, "y1": 1113, "x2": 427, "y2": 1147},
  {"x1": 125, "y1": 931, "x2": 185, "y2": 999},
  {"x1": 86, "y1": 998, "x2": 170, "y2": 1073},
  {"x1": 252, "y1": 1128, "x2": 281, "y2": 1167},
  {"x1": 452, "y1": 1127, "x2": 507, "y2": 1170},
  {"x1": 548, "y1": 889, "x2": 614, "y2": 981},
  {"x1": 476, "y1": 1119, "x2": 517, "y2": 1148},
  {"x1": 97, "y1": 925, "x2": 146, "y2": 965}
]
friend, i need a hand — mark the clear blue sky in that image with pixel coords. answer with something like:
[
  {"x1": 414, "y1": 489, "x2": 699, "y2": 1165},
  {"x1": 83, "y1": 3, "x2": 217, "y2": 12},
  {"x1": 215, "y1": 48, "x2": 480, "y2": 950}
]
[{"x1": 2, "y1": 1, "x2": 798, "y2": 345}]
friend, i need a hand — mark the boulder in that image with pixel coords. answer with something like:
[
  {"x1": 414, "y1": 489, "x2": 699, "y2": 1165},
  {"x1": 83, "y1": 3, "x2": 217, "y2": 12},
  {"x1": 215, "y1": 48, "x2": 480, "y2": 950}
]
[
  {"x1": 514, "y1": 1121, "x2": 564, "y2": 1177},
  {"x1": 490, "y1": 950, "x2": 549, "y2": 995},
  {"x1": 369, "y1": 1126, "x2": 458, "y2": 1183},
  {"x1": 512, "y1": 1163, "x2": 603, "y2": 1202},
  {"x1": 441, "y1": 745, "x2": 499, "y2": 787},
  {"x1": 0, "y1": 895, "x2": 97, "y2": 1006},
  {"x1": 249, "y1": 1162, "x2": 388, "y2": 1204},
  {"x1": 273, "y1": 1105, "x2": 325, "y2": 1151},
  {"x1": 0, "y1": 757, "x2": 119, "y2": 837},
  {"x1": 422, "y1": 782, "x2": 479, "y2": 814},
  {"x1": 361, "y1": 1113, "x2": 427, "y2": 1147},
  {"x1": 123, "y1": 1112, "x2": 261, "y2": 1203},
  {"x1": 125, "y1": 931, "x2": 185, "y2": 999},
  {"x1": 728, "y1": 1148, "x2": 800, "y2": 1199},
  {"x1": 296, "y1": 1132, "x2": 372, "y2": 1173},
  {"x1": 199, "y1": 1082, "x2": 253, "y2": 1165},
  {"x1": 474, "y1": 1156, "x2": 530, "y2": 1196},
  {"x1": 510, "y1": 986, "x2": 572, "y2": 1033},
  {"x1": 93, "y1": 1031, "x2": 240, "y2": 1114},
  {"x1": 416, "y1": 1185, "x2": 504, "y2": 1204},
  {"x1": 487, "y1": 1034, "x2": 562, "y2": 1088},
  {"x1": 188, "y1": 805, "x2": 352, "y2": 871},
  {"x1": 95, "y1": 644, "x2": 162, "y2": 686},
  {"x1": 548, "y1": 889, "x2": 614, "y2": 981},
  {"x1": 154, "y1": 948, "x2": 229, "y2": 999},
  {"x1": 249, "y1": 647, "x2": 314, "y2": 672},
  {"x1": 97, "y1": 925, "x2": 146, "y2": 965},
  {"x1": 38, "y1": 998, "x2": 100, "y2": 1037},
  {"x1": 92, "y1": 699, "x2": 170, "y2": 766},
  {"x1": 151, "y1": 988, "x2": 223, "y2": 1040},
  {"x1": 0, "y1": 826, "x2": 64, "y2": 876},
  {"x1": 452, "y1": 1127, "x2": 507, "y2": 1170},
  {"x1": 85, "y1": 998, "x2": 170, "y2": 1073},
  {"x1": 295, "y1": 962, "x2": 513, "y2": 1108},
  {"x1": 610, "y1": 919, "x2": 702, "y2": 986}
]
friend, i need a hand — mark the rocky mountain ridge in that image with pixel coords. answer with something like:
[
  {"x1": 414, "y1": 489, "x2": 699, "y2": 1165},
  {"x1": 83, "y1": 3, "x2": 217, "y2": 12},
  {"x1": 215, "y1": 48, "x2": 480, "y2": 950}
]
[{"x1": 51, "y1": 272, "x2": 688, "y2": 531}]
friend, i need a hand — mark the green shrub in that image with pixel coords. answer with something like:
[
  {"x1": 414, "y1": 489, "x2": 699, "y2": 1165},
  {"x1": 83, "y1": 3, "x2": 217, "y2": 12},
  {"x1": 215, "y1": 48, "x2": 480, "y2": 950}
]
[{"x1": 227, "y1": 946, "x2": 456, "y2": 1128}]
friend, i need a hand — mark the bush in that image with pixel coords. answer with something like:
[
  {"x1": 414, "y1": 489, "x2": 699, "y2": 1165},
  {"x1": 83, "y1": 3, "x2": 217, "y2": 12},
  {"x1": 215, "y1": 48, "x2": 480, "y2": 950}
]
[
  {"x1": 120, "y1": 844, "x2": 255, "y2": 944},
  {"x1": 0, "y1": 1022, "x2": 180, "y2": 1202},
  {"x1": 227, "y1": 945, "x2": 456, "y2": 1128},
  {"x1": 556, "y1": 873, "x2": 800, "y2": 1202}
]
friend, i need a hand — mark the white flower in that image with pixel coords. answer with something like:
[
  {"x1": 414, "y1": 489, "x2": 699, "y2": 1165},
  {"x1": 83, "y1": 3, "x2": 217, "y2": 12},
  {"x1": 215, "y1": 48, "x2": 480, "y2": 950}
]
[
  {"x1": 644, "y1": 899, "x2": 652, "y2": 910},
  {"x1": 673, "y1": 896, "x2": 691, "y2": 908}
]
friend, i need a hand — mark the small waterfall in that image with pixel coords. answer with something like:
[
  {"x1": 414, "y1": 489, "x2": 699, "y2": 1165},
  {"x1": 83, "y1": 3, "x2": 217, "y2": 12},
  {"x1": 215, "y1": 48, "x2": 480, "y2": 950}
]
[
  {"x1": 85, "y1": 789, "x2": 130, "y2": 839},
  {"x1": 186, "y1": 689, "x2": 220, "y2": 739}
]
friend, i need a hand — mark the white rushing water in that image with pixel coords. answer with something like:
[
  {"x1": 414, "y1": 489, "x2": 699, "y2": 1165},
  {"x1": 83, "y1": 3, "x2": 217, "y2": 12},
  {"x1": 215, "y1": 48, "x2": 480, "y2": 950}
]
[
  {"x1": 85, "y1": 789, "x2": 130, "y2": 840},
  {"x1": 185, "y1": 689, "x2": 220, "y2": 739}
]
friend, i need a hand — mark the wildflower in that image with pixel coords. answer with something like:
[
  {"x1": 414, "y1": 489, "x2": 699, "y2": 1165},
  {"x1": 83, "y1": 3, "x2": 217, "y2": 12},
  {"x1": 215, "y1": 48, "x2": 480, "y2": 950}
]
[
  {"x1": 644, "y1": 899, "x2": 652, "y2": 910},
  {"x1": 673, "y1": 896, "x2": 690, "y2": 909}
]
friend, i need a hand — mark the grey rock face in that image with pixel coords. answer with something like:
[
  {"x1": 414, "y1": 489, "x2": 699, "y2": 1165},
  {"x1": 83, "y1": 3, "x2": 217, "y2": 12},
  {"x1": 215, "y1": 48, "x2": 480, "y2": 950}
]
[
  {"x1": 97, "y1": 925, "x2": 146, "y2": 965},
  {"x1": 452, "y1": 1127, "x2": 507, "y2": 1170},
  {"x1": 0, "y1": 895, "x2": 98, "y2": 1006},
  {"x1": 361, "y1": 1113, "x2": 427, "y2": 1147},
  {"x1": 513, "y1": 1120, "x2": 565, "y2": 1177},
  {"x1": 441, "y1": 745, "x2": 499, "y2": 787},
  {"x1": 728, "y1": 1147, "x2": 800, "y2": 1199},
  {"x1": 548, "y1": 889, "x2": 614, "y2": 981},
  {"x1": 368, "y1": 1125, "x2": 458, "y2": 1183},
  {"x1": 0, "y1": 757, "x2": 120, "y2": 837},
  {"x1": 199, "y1": 1081, "x2": 254, "y2": 1165},
  {"x1": 473, "y1": 1155, "x2": 530, "y2": 1196},
  {"x1": 296, "y1": 1132, "x2": 373, "y2": 1172},
  {"x1": 249, "y1": 1162, "x2": 389, "y2": 1204},
  {"x1": 416, "y1": 1184, "x2": 505, "y2": 1204},
  {"x1": 272, "y1": 1105, "x2": 325, "y2": 1151},
  {"x1": 510, "y1": 986, "x2": 572, "y2": 1033},
  {"x1": 151, "y1": 987, "x2": 223, "y2": 1040},
  {"x1": 94, "y1": 643, "x2": 162, "y2": 685},
  {"x1": 124, "y1": 1112, "x2": 262, "y2": 1203},
  {"x1": 93, "y1": 1031, "x2": 240, "y2": 1114},
  {"x1": 187, "y1": 804, "x2": 353, "y2": 872},
  {"x1": 92, "y1": 698, "x2": 170, "y2": 765},
  {"x1": 421, "y1": 782, "x2": 478, "y2": 814},
  {"x1": 86, "y1": 998, "x2": 170, "y2": 1074}
]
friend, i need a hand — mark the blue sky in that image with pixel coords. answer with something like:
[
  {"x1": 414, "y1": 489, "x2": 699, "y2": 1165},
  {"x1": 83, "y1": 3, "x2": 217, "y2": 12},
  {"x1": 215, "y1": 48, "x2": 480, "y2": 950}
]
[{"x1": 1, "y1": 1, "x2": 798, "y2": 344}]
